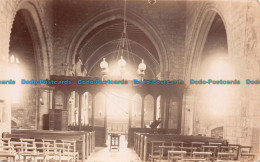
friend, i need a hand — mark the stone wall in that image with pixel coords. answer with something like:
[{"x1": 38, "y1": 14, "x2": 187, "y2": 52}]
[
  {"x1": 183, "y1": 0, "x2": 260, "y2": 154},
  {"x1": 0, "y1": 0, "x2": 53, "y2": 134},
  {"x1": 52, "y1": 0, "x2": 186, "y2": 79},
  {"x1": 0, "y1": 0, "x2": 259, "y2": 155}
]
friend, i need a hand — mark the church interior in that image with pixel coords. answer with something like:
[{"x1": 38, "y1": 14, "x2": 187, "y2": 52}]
[{"x1": 0, "y1": 0, "x2": 260, "y2": 161}]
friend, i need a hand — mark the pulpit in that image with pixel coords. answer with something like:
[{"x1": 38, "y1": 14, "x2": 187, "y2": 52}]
[{"x1": 49, "y1": 109, "x2": 68, "y2": 130}]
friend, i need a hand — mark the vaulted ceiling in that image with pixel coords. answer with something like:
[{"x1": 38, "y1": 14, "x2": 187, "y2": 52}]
[{"x1": 77, "y1": 19, "x2": 160, "y2": 78}]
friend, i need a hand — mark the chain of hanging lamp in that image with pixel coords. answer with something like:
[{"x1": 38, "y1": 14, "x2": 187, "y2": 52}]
[{"x1": 100, "y1": 0, "x2": 146, "y2": 80}]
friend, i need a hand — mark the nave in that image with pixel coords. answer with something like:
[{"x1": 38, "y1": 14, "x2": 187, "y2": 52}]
[
  {"x1": 1, "y1": 131, "x2": 257, "y2": 162},
  {"x1": 0, "y1": 0, "x2": 260, "y2": 162}
]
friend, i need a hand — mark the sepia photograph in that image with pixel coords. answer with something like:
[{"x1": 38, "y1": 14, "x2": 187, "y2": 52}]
[{"x1": 0, "y1": 0, "x2": 260, "y2": 161}]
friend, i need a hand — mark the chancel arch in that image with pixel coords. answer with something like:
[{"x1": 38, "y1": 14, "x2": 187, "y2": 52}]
[
  {"x1": 1, "y1": 1, "x2": 259, "y2": 160},
  {"x1": 66, "y1": 8, "x2": 168, "y2": 76}
]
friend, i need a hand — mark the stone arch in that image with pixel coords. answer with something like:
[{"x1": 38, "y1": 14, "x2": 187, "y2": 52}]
[
  {"x1": 184, "y1": 4, "x2": 230, "y2": 81},
  {"x1": 66, "y1": 8, "x2": 168, "y2": 73},
  {"x1": 182, "y1": 3, "x2": 230, "y2": 136},
  {"x1": 10, "y1": 0, "x2": 51, "y2": 79}
]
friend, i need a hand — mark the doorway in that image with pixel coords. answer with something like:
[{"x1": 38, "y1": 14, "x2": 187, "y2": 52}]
[{"x1": 106, "y1": 92, "x2": 129, "y2": 148}]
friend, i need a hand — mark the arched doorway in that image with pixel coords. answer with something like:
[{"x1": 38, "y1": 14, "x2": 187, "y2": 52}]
[
  {"x1": 8, "y1": 1, "x2": 51, "y2": 130},
  {"x1": 9, "y1": 10, "x2": 39, "y2": 129},
  {"x1": 194, "y1": 13, "x2": 231, "y2": 137}
]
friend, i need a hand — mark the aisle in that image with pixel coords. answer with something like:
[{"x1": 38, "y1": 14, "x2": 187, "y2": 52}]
[
  {"x1": 86, "y1": 147, "x2": 140, "y2": 162},
  {"x1": 86, "y1": 135, "x2": 140, "y2": 162}
]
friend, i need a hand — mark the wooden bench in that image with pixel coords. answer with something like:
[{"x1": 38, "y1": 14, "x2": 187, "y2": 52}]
[
  {"x1": 130, "y1": 128, "x2": 178, "y2": 148},
  {"x1": 4, "y1": 129, "x2": 95, "y2": 161}
]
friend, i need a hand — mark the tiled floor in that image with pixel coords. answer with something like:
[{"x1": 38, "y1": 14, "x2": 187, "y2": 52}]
[{"x1": 86, "y1": 134, "x2": 141, "y2": 162}]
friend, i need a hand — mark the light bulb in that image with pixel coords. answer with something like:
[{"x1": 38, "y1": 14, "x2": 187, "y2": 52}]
[
  {"x1": 100, "y1": 58, "x2": 108, "y2": 69},
  {"x1": 138, "y1": 59, "x2": 146, "y2": 71},
  {"x1": 118, "y1": 56, "x2": 126, "y2": 68}
]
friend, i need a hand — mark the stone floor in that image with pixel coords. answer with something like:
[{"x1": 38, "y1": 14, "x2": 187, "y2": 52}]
[
  {"x1": 86, "y1": 134, "x2": 141, "y2": 162},
  {"x1": 86, "y1": 147, "x2": 141, "y2": 162}
]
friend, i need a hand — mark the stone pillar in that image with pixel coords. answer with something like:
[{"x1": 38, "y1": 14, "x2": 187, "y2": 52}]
[
  {"x1": 181, "y1": 87, "x2": 196, "y2": 135},
  {"x1": 153, "y1": 98, "x2": 157, "y2": 121},
  {"x1": 164, "y1": 97, "x2": 170, "y2": 129},
  {"x1": 92, "y1": 96, "x2": 95, "y2": 129},
  {"x1": 141, "y1": 95, "x2": 144, "y2": 128},
  {"x1": 78, "y1": 93, "x2": 83, "y2": 130},
  {"x1": 128, "y1": 98, "x2": 132, "y2": 129},
  {"x1": 104, "y1": 96, "x2": 107, "y2": 135},
  {"x1": 37, "y1": 89, "x2": 51, "y2": 130},
  {"x1": 160, "y1": 96, "x2": 165, "y2": 128}
]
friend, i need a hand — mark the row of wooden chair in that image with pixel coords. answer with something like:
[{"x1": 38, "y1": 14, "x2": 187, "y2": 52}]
[
  {"x1": 148, "y1": 141, "x2": 256, "y2": 162},
  {"x1": 0, "y1": 137, "x2": 79, "y2": 162}
]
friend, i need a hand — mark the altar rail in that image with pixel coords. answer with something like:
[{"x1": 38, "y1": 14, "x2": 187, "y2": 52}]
[{"x1": 4, "y1": 129, "x2": 95, "y2": 161}]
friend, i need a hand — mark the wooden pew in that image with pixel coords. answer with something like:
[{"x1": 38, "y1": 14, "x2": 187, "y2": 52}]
[
  {"x1": 128, "y1": 128, "x2": 178, "y2": 148},
  {"x1": 141, "y1": 134, "x2": 228, "y2": 162},
  {"x1": 134, "y1": 133, "x2": 150, "y2": 156},
  {"x1": 4, "y1": 129, "x2": 95, "y2": 161}
]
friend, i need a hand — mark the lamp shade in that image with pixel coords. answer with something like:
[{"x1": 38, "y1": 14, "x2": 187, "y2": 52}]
[
  {"x1": 138, "y1": 59, "x2": 146, "y2": 71},
  {"x1": 118, "y1": 56, "x2": 126, "y2": 68},
  {"x1": 137, "y1": 68, "x2": 145, "y2": 76},
  {"x1": 100, "y1": 58, "x2": 108, "y2": 69}
]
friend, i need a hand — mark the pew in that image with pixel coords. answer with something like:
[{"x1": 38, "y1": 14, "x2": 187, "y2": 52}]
[
  {"x1": 4, "y1": 129, "x2": 95, "y2": 161},
  {"x1": 129, "y1": 128, "x2": 178, "y2": 148},
  {"x1": 140, "y1": 134, "x2": 228, "y2": 162}
]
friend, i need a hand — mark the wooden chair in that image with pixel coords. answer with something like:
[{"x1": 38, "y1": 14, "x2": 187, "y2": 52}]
[
  {"x1": 191, "y1": 142, "x2": 205, "y2": 152},
  {"x1": 56, "y1": 142, "x2": 78, "y2": 162},
  {"x1": 0, "y1": 138, "x2": 11, "y2": 147},
  {"x1": 10, "y1": 141, "x2": 28, "y2": 161},
  {"x1": 179, "y1": 147, "x2": 196, "y2": 158},
  {"x1": 217, "y1": 146, "x2": 237, "y2": 161},
  {"x1": 192, "y1": 152, "x2": 211, "y2": 162},
  {"x1": 41, "y1": 146, "x2": 73, "y2": 162},
  {"x1": 167, "y1": 150, "x2": 187, "y2": 162},
  {"x1": 110, "y1": 134, "x2": 120, "y2": 151},
  {"x1": 149, "y1": 141, "x2": 165, "y2": 162},
  {"x1": 13, "y1": 140, "x2": 46, "y2": 162},
  {"x1": 202, "y1": 145, "x2": 218, "y2": 160},
  {"x1": 228, "y1": 144, "x2": 240, "y2": 160},
  {"x1": 208, "y1": 142, "x2": 222, "y2": 149},
  {"x1": 240, "y1": 146, "x2": 256, "y2": 161},
  {"x1": 61, "y1": 140, "x2": 79, "y2": 162},
  {"x1": 171, "y1": 141, "x2": 184, "y2": 148},
  {"x1": 208, "y1": 142, "x2": 222, "y2": 155},
  {"x1": 42, "y1": 139, "x2": 56, "y2": 147},
  {"x1": 0, "y1": 153, "x2": 16, "y2": 162},
  {"x1": 0, "y1": 140, "x2": 16, "y2": 162},
  {"x1": 156, "y1": 146, "x2": 179, "y2": 162}
]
